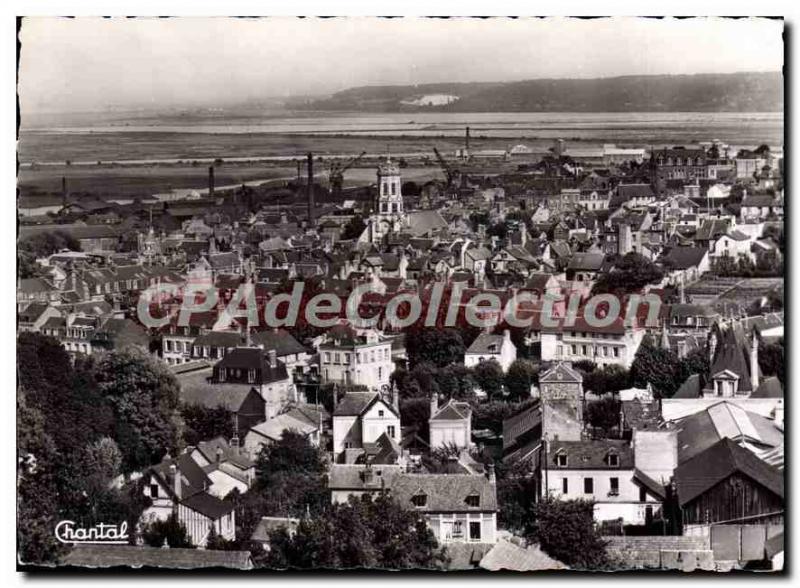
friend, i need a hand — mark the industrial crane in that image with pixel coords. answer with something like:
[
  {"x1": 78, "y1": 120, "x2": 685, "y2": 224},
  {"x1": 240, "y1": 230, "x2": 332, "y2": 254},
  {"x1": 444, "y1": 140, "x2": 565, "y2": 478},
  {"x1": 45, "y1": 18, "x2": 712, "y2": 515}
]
[
  {"x1": 433, "y1": 147, "x2": 462, "y2": 191},
  {"x1": 328, "y1": 151, "x2": 366, "y2": 198}
]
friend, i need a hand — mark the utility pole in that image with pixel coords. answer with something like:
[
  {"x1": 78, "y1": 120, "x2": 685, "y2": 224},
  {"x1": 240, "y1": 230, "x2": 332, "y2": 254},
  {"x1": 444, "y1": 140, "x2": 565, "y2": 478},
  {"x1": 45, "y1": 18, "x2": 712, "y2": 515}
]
[{"x1": 307, "y1": 152, "x2": 314, "y2": 229}]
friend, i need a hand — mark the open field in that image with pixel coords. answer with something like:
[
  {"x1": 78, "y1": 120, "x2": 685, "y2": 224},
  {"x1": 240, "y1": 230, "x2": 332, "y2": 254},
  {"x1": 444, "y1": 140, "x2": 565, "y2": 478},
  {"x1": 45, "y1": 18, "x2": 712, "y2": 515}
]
[{"x1": 17, "y1": 161, "x2": 446, "y2": 199}]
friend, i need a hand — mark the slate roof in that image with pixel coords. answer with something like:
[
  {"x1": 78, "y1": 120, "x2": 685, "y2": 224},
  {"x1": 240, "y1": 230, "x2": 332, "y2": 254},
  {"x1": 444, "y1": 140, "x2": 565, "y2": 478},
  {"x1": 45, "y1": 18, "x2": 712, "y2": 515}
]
[
  {"x1": 333, "y1": 391, "x2": 391, "y2": 417},
  {"x1": 674, "y1": 438, "x2": 784, "y2": 506},
  {"x1": 181, "y1": 492, "x2": 236, "y2": 519},
  {"x1": 389, "y1": 473, "x2": 497, "y2": 513},
  {"x1": 250, "y1": 329, "x2": 307, "y2": 357},
  {"x1": 465, "y1": 332, "x2": 508, "y2": 355},
  {"x1": 660, "y1": 246, "x2": 708, "y2": 270},
  {"x1": 177, "y1": 369, "x2": 258, "y2": 411},
  {"x1": 675, "y1": 401, "x2": 783, "y2": 464},
  {"x1": 61, "y1": 544, "x2": 252, "y2": 570},
  {"x1": 547, "y1": 439, "x2": 634, "y2": 470},
  {"x1": 431, "y1": 400, "x2": 471, "y2": 422},
  {"x1": 327, "y1": 464, "x2": 404, "y2": 490},
  {"x1": 405, "y1": 210, "x2": 448, "y2": 237},
  {"x1": 567, "y1": 252, "x2": 606, "y2": 271}
]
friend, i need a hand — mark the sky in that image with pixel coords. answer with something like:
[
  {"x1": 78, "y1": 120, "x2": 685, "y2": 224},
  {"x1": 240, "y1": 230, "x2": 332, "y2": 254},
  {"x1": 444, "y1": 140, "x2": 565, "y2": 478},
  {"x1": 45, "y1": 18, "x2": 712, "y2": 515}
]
[{"x1": 18, "y1": 16, "x2": 784, "y2": 113}]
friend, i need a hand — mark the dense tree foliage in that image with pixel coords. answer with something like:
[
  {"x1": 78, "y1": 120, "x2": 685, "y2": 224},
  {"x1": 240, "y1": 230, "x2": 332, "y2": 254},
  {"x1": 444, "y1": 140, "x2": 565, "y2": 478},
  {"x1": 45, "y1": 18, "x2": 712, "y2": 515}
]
[
  {"x1": 142, "y1": 514, "x2": 193, "y2": 548},
  {"x1": 630, "y1": 338, "x2": 708, "y2": 399},
  {"x1": 759, "y1": 337, "x2": 785, "y2": 385},
  {"x1": 472, "y1": 359, "x2": 505, "y2": 399},
  {"x1": 262, "y1": 494, "x2": 447, "y2": 570},
  {"x1": 585, "y1": 396, "x2": 621, "y2": 437},
  {"x1": 592, "y1": 252, "x2": 664, "y2": 296},
  {"x1": 531, "y1": 498, "x2": 609, "y2": 569},
  {"x1": 180, "y1": 404, "x2": 235, "y2": 447},
  {"x1": 94, "y1": 348, "x2": 181, "y2": 472},
  {"x1": 16, "y1": 335, "x2": 164, "y2": 563},
  {"x1": 404, "y1": 328, "x2": 466, "y2": 368},
  {"x1": 582, "y1": 365, "x2": 630, "y2": 396},
  {"x1": 504, "y1": 359, "x2": 538, "y2": 401}
]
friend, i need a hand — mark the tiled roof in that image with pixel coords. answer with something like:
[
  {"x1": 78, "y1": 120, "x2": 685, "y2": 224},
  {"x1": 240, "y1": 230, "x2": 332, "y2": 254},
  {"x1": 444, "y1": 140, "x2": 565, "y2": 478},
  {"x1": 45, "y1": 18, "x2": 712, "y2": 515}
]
[
  {"x1": 333, "y1": 392, "x2": 396, "y2": 418},
  {"x1": 61, "y1": 544, "x2": 252, "y2": 570},
  {"x1": 480, "y1": 540, "x2": 567, "y2": 571}
]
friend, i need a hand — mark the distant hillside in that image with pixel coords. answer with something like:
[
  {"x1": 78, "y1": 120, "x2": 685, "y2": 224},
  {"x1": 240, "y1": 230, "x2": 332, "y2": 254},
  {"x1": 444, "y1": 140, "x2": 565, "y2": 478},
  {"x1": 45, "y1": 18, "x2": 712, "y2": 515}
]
[{"x1": 291, "y1": 73, "x2": 783, "y2": 112}]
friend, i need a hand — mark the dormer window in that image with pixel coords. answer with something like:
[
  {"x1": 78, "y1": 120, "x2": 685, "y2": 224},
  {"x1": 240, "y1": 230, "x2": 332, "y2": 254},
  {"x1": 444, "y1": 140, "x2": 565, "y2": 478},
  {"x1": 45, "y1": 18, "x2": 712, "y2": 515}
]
[
  {"x1": 466, "y1": 494, "x2": 480, "y2": 508},
  {"x1": 411, "y1": 494, "x2": 427, "y2": 508},
  {"x1": 607, "y1": 451, "x2": 619, "y2": 467},
  {"x1": 556, "y1": 452, "x2": 568, "y2": 467}
]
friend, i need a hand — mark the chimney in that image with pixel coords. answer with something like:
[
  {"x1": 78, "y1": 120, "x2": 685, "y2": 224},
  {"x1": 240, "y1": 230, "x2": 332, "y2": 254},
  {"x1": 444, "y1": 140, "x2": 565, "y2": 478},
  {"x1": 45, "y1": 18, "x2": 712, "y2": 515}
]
[
  {"x1": 486, "y1": 463, "x2": 496, "y2": 485},
  {"x1": 750, "y1": 329, "x2": 760, "y2": 391},
  {"x1": 307, "y1": 152, "x2": 315, "y2": 229},
  {"x1": 170, "y1": 464, "x2": 181, "y2": 500},
  {"x1": 61, "y1": 176, "x2": 67, "y2": 209},
  {"x1": 268, "y1": 349, "x2": 278, "y2": 369},
  {"x1": 430, "y1": 393, "x2": 438, "y2": 418},
  {"x1": 208, "y1": 166, "x2": 215, "y2": 197},
  {"x1": 465, "y1": 126, "x2": 470, "y2": 152}
]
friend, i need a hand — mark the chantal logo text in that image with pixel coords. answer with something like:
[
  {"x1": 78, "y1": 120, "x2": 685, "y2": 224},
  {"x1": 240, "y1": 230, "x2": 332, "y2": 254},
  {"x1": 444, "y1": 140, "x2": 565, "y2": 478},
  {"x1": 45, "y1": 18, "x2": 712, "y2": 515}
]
[{"x1": 55, "y1": 520, "x2": 130, "y2": 544}]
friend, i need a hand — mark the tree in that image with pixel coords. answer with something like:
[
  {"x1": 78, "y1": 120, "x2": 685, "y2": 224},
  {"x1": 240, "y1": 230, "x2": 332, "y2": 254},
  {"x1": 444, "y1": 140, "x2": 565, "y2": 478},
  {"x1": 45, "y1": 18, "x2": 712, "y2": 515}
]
[
  {"x1": 504, "y1": 359, "x2": 538, "y2": 401},
  {"x1": 404, "y1": 328, "x2": 466, "y2": 368},
  {"x1": 262, "y1": 494, "x2": 447, "y2": 570},
  {"x1": 142, "y1": 514, "x2": 194, "y2": 548},
  {"x1": 472, "y1": 359, "x2": 505, "y2": 399},
  {"x1": 181, "y1": 403, "x2": 235, "y2": 446},
  {"x1": 592, "y1": 252, "x2": 664, "y2": 296},
  {"x1": 629, "y1": 337, "x2": 682, "y2": 398},
  {"x1": 17, "y1": 389, "x2": 62, "y2": 564},
  {"x1": 583, "y1": 365, "x2": 630, "y2": 396},
  {"x1": 94, "y1": 348, "x2": 181, "y2": 472},
  {"x1": 585, "y1": 396, "x2": 621, "y2": 437},
  {"x1": 472, "y1": 399, "x2": 537, "y2": 436},
  {"x1": 759, "y1": 337, "x2": 785, "y2": 385},
  {"x1": 531, "y1": 498, "x2": 609, "y2": 569},
  {"x1": 495, "y1": 460, "x2": 539, "y2": 534},
  {"x1": 252, "y1": 431, "x2": 328, "y2": 518}
]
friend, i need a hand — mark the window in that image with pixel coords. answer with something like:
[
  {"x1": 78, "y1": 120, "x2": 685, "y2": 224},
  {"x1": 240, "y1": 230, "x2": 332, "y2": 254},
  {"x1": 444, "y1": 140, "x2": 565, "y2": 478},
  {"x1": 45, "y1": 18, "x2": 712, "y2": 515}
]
[
  {"x1": 466, "y1": 494, "x2": 480, "y2": 508},
  {"x1": 469, "y1": 521, "x2": 481, "y2": 541},
  {"x1": 609, "y1": 477, "x2": 619, "y2": 496},
  {"x1": 378, "y1": 410, "x2": 384, "y2": 417},
  {"x1": 562, "y1": 478, "x2": 569, "y2": 494},
  {"x1": 556, "y1": 453, "x2": 567, "y2": 467},
  {"x1": 452, "y1": 521, "x2": 464, "y2": 538},
  {"x1": 411, "y1": 494, "x2": 427, "y2": 507},
  {"x1": 584, "y1": 477, "x2": 594, "y2": 494},
  {"x1": 334, "y1": 353, "x2": 340, "y2": 364},
  {"x1": 613, "y1": 347, "x2": 620, "y2": 358},
  {"x1": 607, "y1": 452, "x2": 619, "y2": 467},
  {"x1": 219, "y1": 368, "x2": 226, "y2": 382},
  {"x1": 387, "y1": 425, "x2": 396, "y2": 438},
  {"x1": 150, "y1": 484, "x2": 159, "y2": 498},
  {"x1": 247, "y1": 369, "x2": 256, "y2": 384}
]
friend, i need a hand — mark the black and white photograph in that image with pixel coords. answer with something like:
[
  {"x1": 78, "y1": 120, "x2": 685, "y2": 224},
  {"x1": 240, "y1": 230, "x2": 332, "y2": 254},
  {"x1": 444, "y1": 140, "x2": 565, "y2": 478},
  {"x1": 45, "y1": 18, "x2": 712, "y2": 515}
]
[{"x1": 15, "y1": 14, "x2": 786, "y2": 574}]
